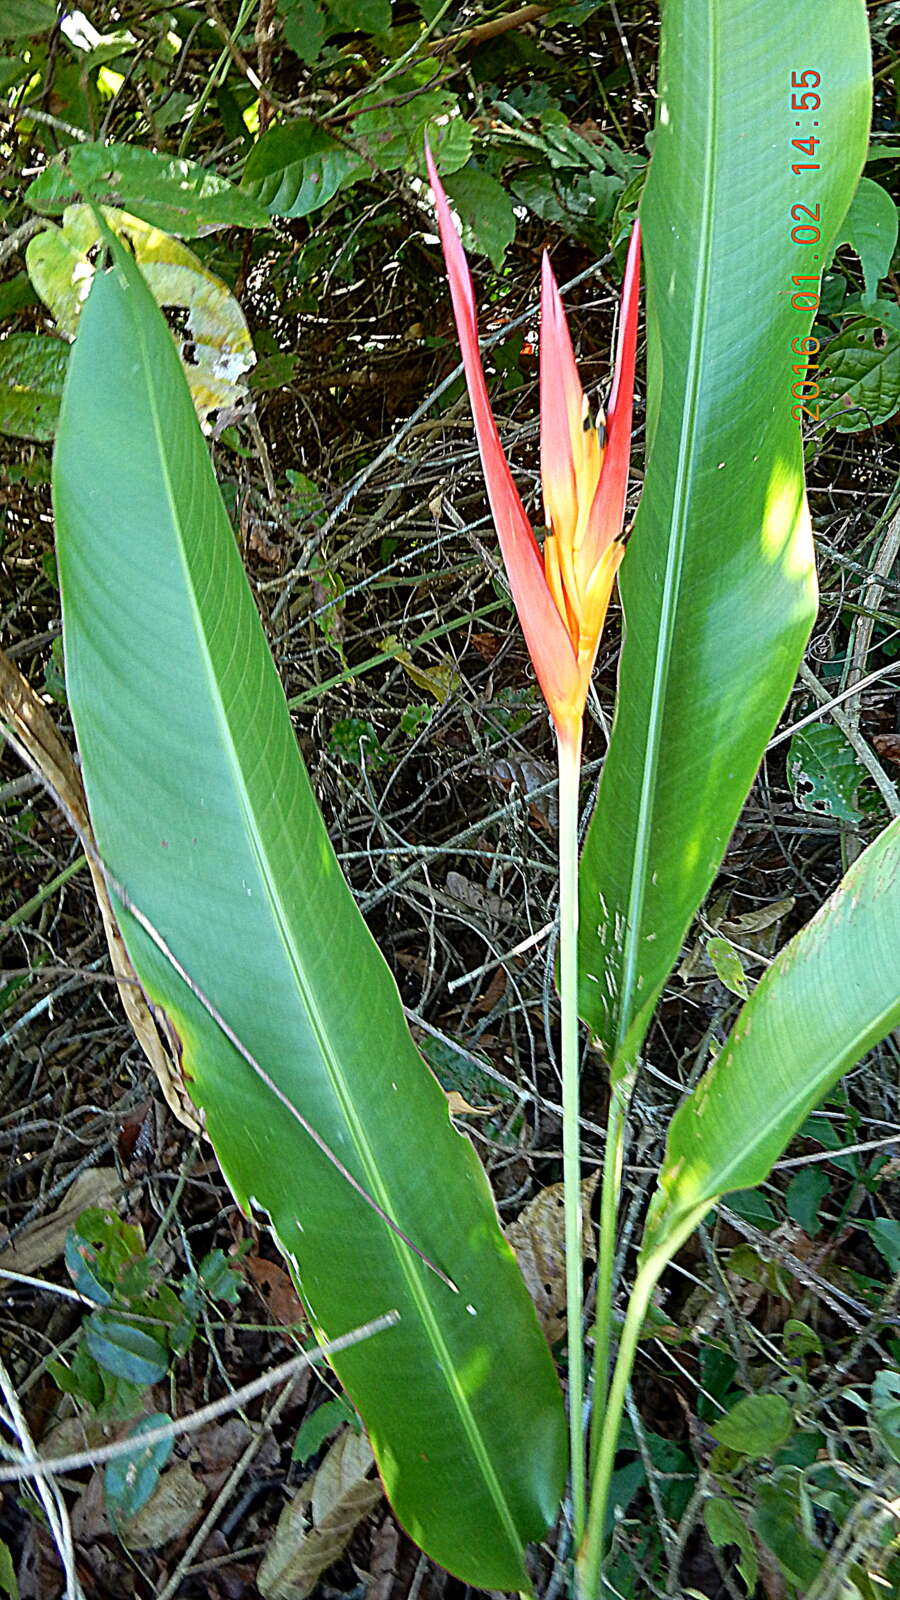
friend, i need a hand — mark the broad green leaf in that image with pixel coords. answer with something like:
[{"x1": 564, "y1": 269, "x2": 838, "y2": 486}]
[
  {"x1": 0, "y1": 333, "x2": 67, "y2": 441},
  {"x1": 509, "y1": 166, "x2": 621, "y2": 239},
  {"x1": 785, "y1": 1167, "x2": 830, "y2": 1234},
  {"x1": 752, "y1": 1471, "x2": 823, "y2": 1590},
  {"x1": 84, "y1": 1315, "x2": 169, "y2": 1385},
  {"x1": 443, "y1": 167, "x2": 515, "y2": 269},
  {"x1": 53, "y1": 243, "x2": 565, "y2": 1589},
  {"x1": 104, "y1": 1414, "x2": 174, "y2": 1524},
  {"x1": 26, "y1": 144, "x2": 270, "y2": 236},
  {"x1": 643, "y1": 817, "x2": 900, "y2": 1260},
  {"x1": 278, "y1": 0, "x2": 326, "y2": 65},
  {"x1": 0, "y1": 0, "x2": 56, "y2": 37},
  {"x1": 0, "y1": 57, "x2": 30, "y2": 94},
  {"x1": 242, "y1": 121, "x2": 367, "y2": 217},
  {"x1": 710, "y1": 1393, "x2": 794, "y2": 1459},
  {"x1": 577, "y1": 0, "x2": 871, "y2": 1077},
  {"x1": 833, "y1": 177, "x2": 898, "y2": 306},
  {"x1": 705, "y1": 935, "x2": 749, "y2": 1000},
  {"x1": 865, "y1": 1217, "x2": 900, "y2": 1274},
  {"x1": 788, "y1": 722, "x2": 870, "y2": 821},
  {"x1": 328, "y1": 0, "x2": 391, "y2": 29},
  {"x1": 27, "y1": 206, "x2": 255, "y2": 428},
  {"x1": 703, "y1": 1497, "x2": 758, "y2": 1595},
  {"x1": 291, "y1": 1398, "x2": 355, "y2": 1462},
  {"x1": 352, "y1": 71, "x2": 469, "y2": 173},
  {"x1": 819, "y1": 318, "x2": 900, "y2": 432},
  {"x1": 0, "y1": 272, "x2": 38, "y2": 318}
]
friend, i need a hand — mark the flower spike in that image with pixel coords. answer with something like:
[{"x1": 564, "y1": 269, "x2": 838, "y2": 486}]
[{"x1": 426, "y1": 144, "x2": 640, "y2": 742}]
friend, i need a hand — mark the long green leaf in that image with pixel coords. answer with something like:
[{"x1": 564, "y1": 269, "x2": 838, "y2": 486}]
[
  {"x1": 578, "y1": 0, "x2": 871, "y2": 1075},
  {"x1": 643, "y1": 817, "x2": 900, "y2": 1260},
  {"x1": 52, "y1": 242, "x2": 565, "y2": 1588}
]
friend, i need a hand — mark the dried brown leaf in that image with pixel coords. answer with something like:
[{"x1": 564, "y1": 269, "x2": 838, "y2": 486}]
[
  {"x1": 257, "y1": 1427, "x2": 381, "y2": 1600},
  {"x1": 506, "y1": 1174, "x2": 599, "y2": 1342},
  {"x1": 445, "y1": 1090, "x2": 490, "y2": 1118},
  {"x1": 0, "y1": 1167, "x2": 121, "y2": 1274},
  {"x1": 243, "y1": 1254, "x2": 307, "y2": 1329},
  {"x1": 120, "y1": 1460, "x2": 203, "y2": 1550}
]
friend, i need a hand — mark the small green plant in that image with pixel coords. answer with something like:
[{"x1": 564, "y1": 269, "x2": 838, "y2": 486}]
[{"x1": 52, "y1": 1207, "x2": 243, "y2": 1415}]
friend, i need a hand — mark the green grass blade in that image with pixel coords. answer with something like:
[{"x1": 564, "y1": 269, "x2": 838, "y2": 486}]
[{"x1": 52, "y1": 242, "x2": 566, "y2": 1588}]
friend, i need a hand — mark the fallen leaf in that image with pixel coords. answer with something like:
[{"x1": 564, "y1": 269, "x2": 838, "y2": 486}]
[
  {"x1": 243, "y1": 1254, "x2": 307, "y2": 1329},
  {"x1": 471, "y1": 631, "x2": 500, "y2": 661},
  {"x1": 0, "y1": 1168, "x2": 121, "y2": 1274},
  {"x1": 367, "y1": 1515, "x2": 400, "y2": 1600},
  {"x1": 492, "y1": 755, "x2": 557, "y2": 830},
  {"x1": 444, "y1": 870, "x2": 512, "y2": 924},
  {"x1": 381, "y1": 635, "x2": 460, "y2": 702},
  {"x1": 257, "y1": 1427, "x2": 382, "y2": 1599},
  {"x1": 873, "y1": 733, "x2": 900, "y2": 764},
  {"x1": 506, "y1": 1174, "x2": 599, "y2": 1342},
  {"x1": 475, "y1": 965, "x2": 507, "y2": 1014},
  {"x1": 445, "y1": 1090, "x2": 490, "y2": 1118},
  {"x1": 119, "y1": 1460, "x2": 202, "y2": 1550},
  {"x1": 719, "y1": 895, "x2": 796, "y2": 942}
]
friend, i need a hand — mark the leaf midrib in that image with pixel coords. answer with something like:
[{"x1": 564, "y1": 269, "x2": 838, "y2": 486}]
[
  {"x1": 128, "y1": 278, "x2": 524, "y2": 1566},
  {"x1": 614, "y1": 0, "x2": 719, "y2": 1066}
]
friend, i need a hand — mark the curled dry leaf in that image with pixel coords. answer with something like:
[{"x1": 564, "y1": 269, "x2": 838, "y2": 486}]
[
  {"x1": 506, "y1": 1174, "x2": 599, "y2": 1343},
  {"x1": 445, "y1": 1089, "x2": 490, "y2": 1118},
  {"x1": 257, "y1": 1426, "x2": 382, "y2": 1600},
  {"x1": 444, "y1": 870, "x2": 513, "y2": 924}
]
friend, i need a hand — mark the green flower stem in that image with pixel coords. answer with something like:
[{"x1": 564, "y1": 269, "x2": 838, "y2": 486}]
[
  {"x1": 578, "y1": 1250, "x2": 661, "y2": 1597},
  {"x1": 557, "y1": 722, "x2": 585, "y2": 1542},
  {"x1": 589, "y1": 1078, "x2": 630, "y2": 1474}
]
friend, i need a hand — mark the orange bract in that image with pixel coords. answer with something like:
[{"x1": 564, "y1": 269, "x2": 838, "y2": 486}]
[{"x1": 426, "y1": 145, "x2": 640, "y2": 742}]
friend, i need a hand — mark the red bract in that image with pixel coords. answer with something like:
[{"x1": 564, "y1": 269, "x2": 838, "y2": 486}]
[{"x1": 426, "y1": 146, "x2": 640, "y2": 745}]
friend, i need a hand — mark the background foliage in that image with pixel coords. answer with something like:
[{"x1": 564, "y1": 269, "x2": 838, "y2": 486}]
[{"x1": 1, "y1": 3, "x2": 899, "y2": 1598}]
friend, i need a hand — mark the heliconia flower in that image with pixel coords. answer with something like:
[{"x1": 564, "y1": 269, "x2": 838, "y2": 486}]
[{"x1": 425, "y1": 145, "x2": 640, "y2": 746}]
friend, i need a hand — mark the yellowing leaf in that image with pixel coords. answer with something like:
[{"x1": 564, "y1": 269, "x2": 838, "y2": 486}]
[
  {"x1": 257, "y1": 1427, "x2": 382, "y2": 1600},
  {"x1": 381, "y1": 635, "x2": 460, "y2": 702},
  {"x1": 26, "y1": 206, "x2": 254, "y2": 428}
]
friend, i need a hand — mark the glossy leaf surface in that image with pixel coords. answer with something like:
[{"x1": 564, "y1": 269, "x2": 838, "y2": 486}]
[
  {"x1": 578, "y1": 0, "x2": 872, "y2": 1076},
  {"x1": 53, "y1": 244, "x2": 565, "y2": 1588},
  {"x1": 644, "y1": 818, "x2": 900, "y2": 1259}
]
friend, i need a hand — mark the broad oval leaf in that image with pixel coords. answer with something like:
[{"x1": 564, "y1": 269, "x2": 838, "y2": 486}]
[
  {"x1": 833, "y1": 176, "x2": 898, "y2": 305},
  {"x1": 104, "y1": 1413, "x2": 174, "y2": 1525},
  {"x1": 0, "y1": 0, "x2": 56, "y2": 37},
  {"x1": 577, "y1": 0, "x2": 872, "y2": 1076},
  {"x1": 644, "y1": 817, "x2": 900, "y2": 1260},
  {"x1": 84, "y1": 1315, "x2": 169, "y2": 1385},
  {"x1": 242, "y1": 121, "x2": 367, "y2": 217},
  {"x1": 52, "y1": 241, "x2": 566, "y2": 1589},
  {"x1": 819, "y1": 317, "x2": 900, "y2": 431},
  {"x1": 26, "y1": 144, "x2": 271, "y2": 236}
]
